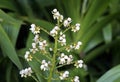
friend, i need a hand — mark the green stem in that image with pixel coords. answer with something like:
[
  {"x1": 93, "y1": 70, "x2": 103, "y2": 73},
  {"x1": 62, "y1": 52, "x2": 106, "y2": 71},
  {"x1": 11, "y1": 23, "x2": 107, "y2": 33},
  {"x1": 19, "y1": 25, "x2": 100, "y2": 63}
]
[
  {"x1": 48, "y1": 36, "x2": 58, "y2": 82},
  {"x1": 40, "y1": 26, "x2": 50, "y2": 35},
  {"x1": 63, "y1": 26, "x2": 72, "y2": 34}
]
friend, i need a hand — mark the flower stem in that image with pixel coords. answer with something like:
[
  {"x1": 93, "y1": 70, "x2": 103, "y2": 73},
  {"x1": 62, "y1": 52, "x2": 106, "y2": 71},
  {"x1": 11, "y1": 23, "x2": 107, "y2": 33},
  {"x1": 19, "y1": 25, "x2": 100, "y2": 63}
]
[{"x1": 48, "y1": 36, "x2": 58, "y2": 82}]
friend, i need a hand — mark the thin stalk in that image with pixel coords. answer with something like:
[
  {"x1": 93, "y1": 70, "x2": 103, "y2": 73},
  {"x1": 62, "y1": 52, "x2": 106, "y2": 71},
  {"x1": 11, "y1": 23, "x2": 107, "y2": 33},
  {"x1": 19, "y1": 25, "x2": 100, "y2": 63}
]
[{"x1": 48, "y1": 36, "x2": 58, "y2": 82}]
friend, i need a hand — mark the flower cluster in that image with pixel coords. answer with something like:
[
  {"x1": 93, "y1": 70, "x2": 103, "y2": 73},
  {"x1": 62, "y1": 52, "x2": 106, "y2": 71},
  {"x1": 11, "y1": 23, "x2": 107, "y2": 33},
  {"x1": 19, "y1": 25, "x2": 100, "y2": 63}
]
[
  {"x1": 66, "y1": 41, "x2": 82, "y2": 52},
  {"x1": 59, "y1": 71, "x2": 69, "y2": 80},
  {"x1": 74, "y1": 60, "x2": 84, "y2": 68},
  {"x1": 40, "y1": 60, "x2": 51, "y2": 71},
  {"x1": 19, "y1": 67, "x2": 33, "y2": 78},
  {"x1": 20, "y1": 8, "x2": 86, "y2": 82},
  {"x1": 71, "y1": 23, "x2": 80, "y2": 32},
  {"x1": 58, "y1": 53, "x2": 73, "y2": 65}
]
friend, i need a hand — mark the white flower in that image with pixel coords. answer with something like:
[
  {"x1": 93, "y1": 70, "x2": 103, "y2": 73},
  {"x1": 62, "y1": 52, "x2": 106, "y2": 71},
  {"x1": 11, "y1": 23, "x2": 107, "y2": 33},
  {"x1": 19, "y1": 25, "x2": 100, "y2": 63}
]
[
  {"x1": 74, "y1": 60, "x2": 84, "y2": 68},
  {"x1": 19, "y1": 67, "x2": 33, "y2": 78},
  {"x1": 30, "y1": 24, "x2": 40, "y2": 34},
  {"x1": 63, "y1": 17, "x2": 72, "y2": 27},
  {"x1": 74, "y1": 41, "x2": 82, "y2": 50},
  {"x1": 73, "y1": 76, "x2": 80, "y2": 82},
  {"x1": 66, "y1": 45, "x2": 73, "y2": 52},
  {"x1": 32, "y1": 43, "x2": 37, "y2": 49},
  {"x1": 58, "y1": 53, "x2": 66, "y2": 64},
  {"x1": 52, "y1": 9, "x2": 60, "y2": 20},
  {"x1": 30, "y1": 43, "x2": 38, "y2": 54},
  {"x1": 40, "y1": 60, "x2": 50, "y2": 71},
  {"x1": 52, "y1": 9, "x2": 63, "y2": 22},
  {"x1": 30, "y1": 48, "x2": 38, "y2": 54},
  {"x1": 24, "y1": 51, "x2": 32, "y2": 61},
  {"x1": 71, "y1": 23, "x2": 80, "y2": 32},
  {"x1": 58, "y1": 32, "x2": 66, "y2": 46},
  {"x1": 59, "y1": 71, "x2": 69, "y2": 80},
  {"x1": 66, "y1": 55, "x2": 73, "y2": 64},
  {"x1": 39, "y1": 40, "x2": 48, "y2": 50},
  {"x1": 58, "y1": 53, "x2": 73, "y2": 65},
  {"x1": 50, "y1": 26, "x2": 60, "y2": 37},
  {"x1": 33, "y1": 34, "x2": 39, "y2": 43}
]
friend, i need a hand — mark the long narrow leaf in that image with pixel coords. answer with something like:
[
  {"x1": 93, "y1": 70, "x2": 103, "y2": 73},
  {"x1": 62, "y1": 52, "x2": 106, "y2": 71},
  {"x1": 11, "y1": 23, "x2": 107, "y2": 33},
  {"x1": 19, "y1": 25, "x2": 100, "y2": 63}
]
[
  {"x1": 97, "y1": 64, "x2": 120, "y2": 82},
  {"x1": 0, "y1": 25, "x2": 22, "y2": 69}
]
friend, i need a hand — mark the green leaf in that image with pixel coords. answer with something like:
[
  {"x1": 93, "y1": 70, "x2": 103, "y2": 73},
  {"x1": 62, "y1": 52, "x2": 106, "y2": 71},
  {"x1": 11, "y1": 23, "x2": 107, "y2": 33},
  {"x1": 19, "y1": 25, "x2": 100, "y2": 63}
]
[
  {"x1": 0, "y1": 0, "x2": 17, "y2": 11},
  {"x1": 0, "y1": 9, "x2": 22, "y2": 46},
  {"x1": 0, "y1": 25, "x2": 22, "y2": 69},
  {"x1": 6, "y1": 62, "x2": 12, "y2": 82},
  {"x1": 103, "y1": 24, "x2": 112, "y2": 43},
  {"x1": 84, "y1": 38, "x2": 120, "y2": 63},
  {"x1": 97, "y1": 65, "x2": 120, "y2": 82},
  {"x1": 84, "y1": 32, "x2": 103, "y2": 53}
]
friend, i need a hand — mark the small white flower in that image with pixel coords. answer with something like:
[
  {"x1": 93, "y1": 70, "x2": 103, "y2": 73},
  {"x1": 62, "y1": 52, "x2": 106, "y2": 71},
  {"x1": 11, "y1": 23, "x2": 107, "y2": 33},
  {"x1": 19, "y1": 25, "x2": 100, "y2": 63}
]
[
  {"x1": 19, "y1": 67, "x2": 33, "y2": 78},
  {"x1": 52, "y1": 9, "x2": 63, "y2": 22},
  {"x1": 63, "y1": 17, "x2": 72, "y2": 27},
  {"x1": 66, "y1": 45, "x2": 73, "y2": 52},
  {"x1": 50, "y1": 26, "x2": 60, "y2": 37},
  {"x1": 24, "y1": 51, "x2": 32, "y2": 61},
  {"x1": 74, "y1": 60, "x2": 84, "y2": 68},
  {"x1": 39, "y1": 40, "x2": 48, "y2": 50},
  {"x1": 33, "y1": 34, "x2": 39, "y2": 43},
  {"x1": 74, "y1": 41, "x2": 82, "y2": 50},
  {"x1": 58, "y1": 53, "x2": 73, "y2": 65},
  {"x1": 52, "y1": 9, "x2": 60, "y2": 20},
  {"x1": 58, "y1": 53, "x2": 66, "y2": 64},
  {"x1": 66, "y1": 55, "x2": 73, "y2": 64},
  {"x1": 29, "y1": 43, "x2": 38, "y2": 54},
  {"x1": 73, "y1": 76, "x2": 80, "y2": 82},
  {"x1": 58, "y1": 32, "x2": 66, "y2": 46},
  {"x1": 59, "y1": 71, "x2": 69, "y2": 80},
  {"x1": 32, "y1": 43, "x2": 37, "y2": 49},
  {"x1": 40, "y1": 60, "x2": 50, "y2": 71},
  {"x1": 71, "y1": 23, "x2": 80, "y2": 32},
  {"x1": 30, "y1": 24, "x2": 40, "y2": 34}
]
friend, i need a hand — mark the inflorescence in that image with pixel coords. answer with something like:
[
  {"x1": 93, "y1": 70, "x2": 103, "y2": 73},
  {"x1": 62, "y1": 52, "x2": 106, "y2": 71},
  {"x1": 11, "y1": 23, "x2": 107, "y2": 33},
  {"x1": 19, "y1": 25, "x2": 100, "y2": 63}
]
[{"x1": 20, "y1": 8, "x2": 87, "y2": 82}]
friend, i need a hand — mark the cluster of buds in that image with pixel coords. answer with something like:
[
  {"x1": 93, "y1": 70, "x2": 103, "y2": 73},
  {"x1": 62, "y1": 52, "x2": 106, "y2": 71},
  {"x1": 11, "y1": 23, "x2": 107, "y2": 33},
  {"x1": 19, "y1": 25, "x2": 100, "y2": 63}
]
[{"x1": 19, "y1": 8, "x2": 87, "y2": 82}]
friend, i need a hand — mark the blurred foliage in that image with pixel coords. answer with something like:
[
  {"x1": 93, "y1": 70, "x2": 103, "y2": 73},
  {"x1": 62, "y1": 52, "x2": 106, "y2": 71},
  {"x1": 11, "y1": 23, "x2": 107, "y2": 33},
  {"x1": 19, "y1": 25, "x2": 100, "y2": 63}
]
[{"x1": 0, "y1": 0, "x2": 120, "y2": 82}]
